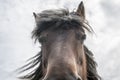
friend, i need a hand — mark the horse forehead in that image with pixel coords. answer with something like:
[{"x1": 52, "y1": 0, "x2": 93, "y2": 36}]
[
  {"x1": 51, "y1": 29, "x2": 77, "y2": 37},
  {"x1": 43, "y1": 30, "x2": 84, "y2": 46}
]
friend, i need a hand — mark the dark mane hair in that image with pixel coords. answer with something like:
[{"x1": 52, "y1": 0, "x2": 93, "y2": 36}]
[
  {"x1": 84, "y1": 46, "x2": 101, "y2": 80},
  {"x1": 18, "y1": 9, "x2": 101, "y2": 80},
  {"x1": 32, "y1": 9, "x2": 92, "y2": 41}
]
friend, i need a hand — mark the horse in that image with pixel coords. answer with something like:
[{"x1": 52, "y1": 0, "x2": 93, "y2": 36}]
[{"x1": 18, "y1": 1, "x2": 101, "y2": 80}]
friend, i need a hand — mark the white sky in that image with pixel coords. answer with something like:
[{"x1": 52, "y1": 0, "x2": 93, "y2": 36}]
[{"x1": 0, "y1": 0, "x2": 120, "y2": 80}]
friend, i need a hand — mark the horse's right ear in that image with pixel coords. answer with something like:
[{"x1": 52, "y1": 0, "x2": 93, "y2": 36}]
[
  {"x1": 33, "y1": 12, "x2": 39, "y2": 18},
  {"x1": 33, "y1": 12, "x2": 36, "y2": 18}
]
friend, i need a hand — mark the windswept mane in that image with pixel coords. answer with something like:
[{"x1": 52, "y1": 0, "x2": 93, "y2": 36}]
[
  {"x1": 18, "y1": 46, "x2": 101, "y2": 80},
  {"x1": 18, "y1": 9, "x2": 101, "y2": 80},
  {"x1": 84, "y1": 46, "x2": 101, "y2": 80}
]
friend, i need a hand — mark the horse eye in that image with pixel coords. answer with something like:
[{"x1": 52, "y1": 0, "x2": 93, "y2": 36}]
[
  {"x1": 77, "y1": 77, "x2": 82, "y2": 80},
  {"x1": 76, "y1": 33, "x2": 86, "y2": 41},
  {"x1": 81, "y1": 34, "x2": 86, "y2": 40},
  {"x1": 39, "y1": 37, "x2": 47, "y2": 43}
]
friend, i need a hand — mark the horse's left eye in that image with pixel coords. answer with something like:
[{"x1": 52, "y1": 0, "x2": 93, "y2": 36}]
[
  {"x1": 76, "y1": 33, "x2": 86, "y2": 41},
  {"x1": 81, "y1": 34, "x2": 86, "y2": 40}
]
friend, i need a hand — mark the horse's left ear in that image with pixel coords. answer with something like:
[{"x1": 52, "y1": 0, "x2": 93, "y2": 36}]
[{"x1": 76, "y1": 1, "x2": 85, "y2": 19}]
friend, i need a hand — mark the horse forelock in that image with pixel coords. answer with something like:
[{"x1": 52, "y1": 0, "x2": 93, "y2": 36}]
[{"x1": 32, "y1": 9, "x2": 93, "y2": 41}]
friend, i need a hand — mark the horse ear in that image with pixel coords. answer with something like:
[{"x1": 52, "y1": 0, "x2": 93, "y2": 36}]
[
  {"x1": 76, "y1": 1, "x2": 85, "y2": 19},
  {"x1": 33, "y1": 12, "x2": 39, "y2": 18}
]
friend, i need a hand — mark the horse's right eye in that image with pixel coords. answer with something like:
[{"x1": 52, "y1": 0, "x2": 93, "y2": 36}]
[{"x1": 39, "y1": 37, "x2": 47, "y2": 43}]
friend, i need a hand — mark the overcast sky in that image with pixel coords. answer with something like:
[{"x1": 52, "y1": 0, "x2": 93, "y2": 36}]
[{"x1": 0, "y1": 0, "x2": 120, "y2": 80}]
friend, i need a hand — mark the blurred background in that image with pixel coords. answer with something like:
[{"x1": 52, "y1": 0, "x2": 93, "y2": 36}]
[{"x1": 0, "y1": 0, "x2": 120, "y2": 80}]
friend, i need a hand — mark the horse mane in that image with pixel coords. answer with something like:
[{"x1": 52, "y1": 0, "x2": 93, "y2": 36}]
[
  {"x1": 18, "y1": 9, "x2": 101, "y2": 80},
  {"x1": 32, "y1": 9, "x2": 92, "y2": 41},
  {"x1": 84, "y1": 46, "x2": 101, "y2": 80}
]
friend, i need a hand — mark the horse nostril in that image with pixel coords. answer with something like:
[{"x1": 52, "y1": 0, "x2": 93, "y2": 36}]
[
  {"x1": 77, "y1": 77, "x2": 82, "y2": 80},
  {"x1": 77, "y1": 78, "x2": 80, "y2": 80}
]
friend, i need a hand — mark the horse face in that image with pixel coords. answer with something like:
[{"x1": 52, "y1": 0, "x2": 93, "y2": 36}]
[
  {"x1": 32, "y1": 2, "x2": 88, "y2": 80},
  {"x1": 18, "y1": 1, "x2": 101, "y2": 80},
  {"x1": 39, "y1": 28, "x2": 86, "y2": 80}
]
